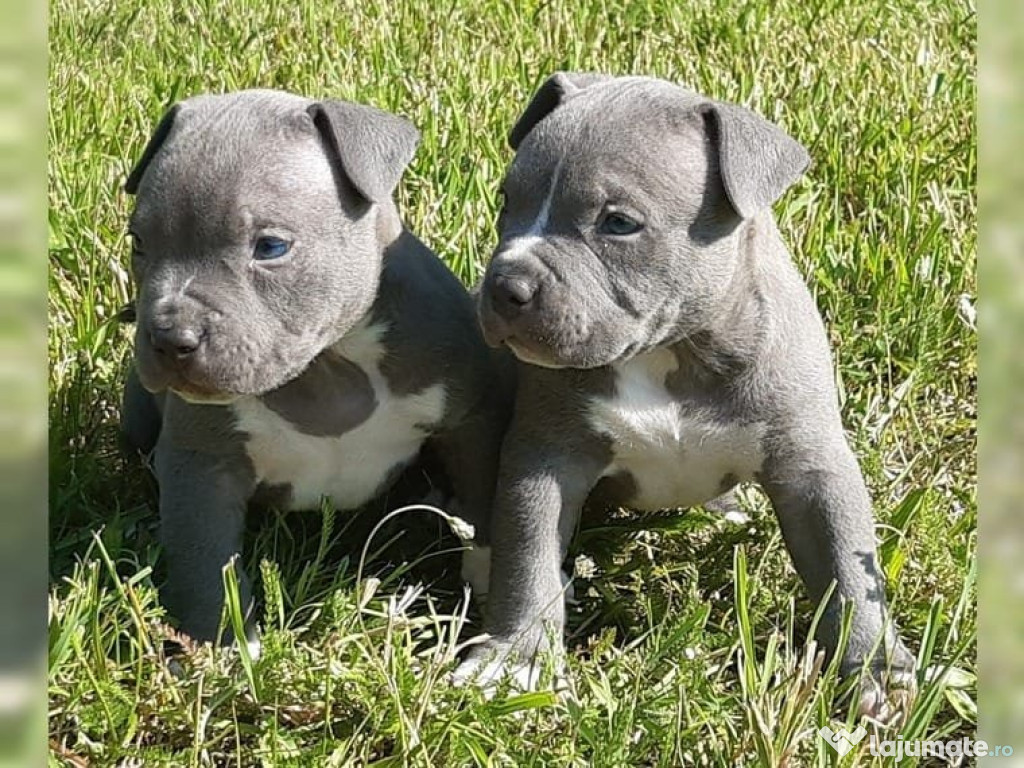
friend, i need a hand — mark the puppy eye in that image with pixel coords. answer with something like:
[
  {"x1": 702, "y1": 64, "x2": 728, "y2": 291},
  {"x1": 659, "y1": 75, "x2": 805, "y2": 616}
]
[
  {"x1": 253, "y1": 236, "x2": 291, "y2": 261},
  {"x1": 598, "y1": 212, "x2": 643, "y2": 236}
]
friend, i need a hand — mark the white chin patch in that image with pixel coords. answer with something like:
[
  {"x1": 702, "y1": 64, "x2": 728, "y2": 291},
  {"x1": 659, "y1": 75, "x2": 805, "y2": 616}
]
[
  {"x1": 505, "y1": 341, "x2": 567, "y2": 369},
  {"x1": 171, "y1": 389, "x2": 239, "y2": 406}
]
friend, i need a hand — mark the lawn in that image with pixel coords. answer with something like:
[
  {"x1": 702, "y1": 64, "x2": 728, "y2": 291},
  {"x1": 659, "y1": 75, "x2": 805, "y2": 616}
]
[{"x1": 47, "y1": 0, "x2": 976, "y2": 765}]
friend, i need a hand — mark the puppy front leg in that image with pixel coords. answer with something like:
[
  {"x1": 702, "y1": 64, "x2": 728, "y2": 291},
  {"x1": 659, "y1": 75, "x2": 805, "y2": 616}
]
[
  {"x1": 761, "y1": 431, "x2": 915, "y2": 715},
  {"x1": 430, "y1": 404, "x2": 510, "y2": 599},
  {"x1": 155, "y1": 444, "x2": 256, "y2": 648},
  {"x1": 452, "y1": 441, "x2": 602, "y2": 691}
]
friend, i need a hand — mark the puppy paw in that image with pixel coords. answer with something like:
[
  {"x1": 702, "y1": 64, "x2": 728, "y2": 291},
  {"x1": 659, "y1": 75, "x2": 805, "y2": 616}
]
[
  {"x1": 451, "y1": 640, "x2": 566, "y2": 698},
  {"x1": 451, "y1": 651, "x2": 542, "y2": 695},
  {"x1": 850, "y1": 640, "x2": 917, "y2": 726},
  {"x1": 856, "y1": 666, "x2": 917, "y2": 726}
]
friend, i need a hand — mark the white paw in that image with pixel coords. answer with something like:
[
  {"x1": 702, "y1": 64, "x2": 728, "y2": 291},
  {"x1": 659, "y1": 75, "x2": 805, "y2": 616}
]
[
  {"x1": 451, "y1": 653, "x2": 545, "y2": 697},
  {"x1": 856, "y1": 668, "x2": 917, "y2": 726},
  {"x1": 451, "y1": 643, "x2": 568, "y2": 699}
]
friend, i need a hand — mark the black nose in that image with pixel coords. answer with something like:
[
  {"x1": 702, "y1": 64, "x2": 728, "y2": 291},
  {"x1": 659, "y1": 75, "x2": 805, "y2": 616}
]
[
  {"x1": 491, "y1": 274, "x2": 538, "y2": 314},
  {"x1": 150, "y1": 323, "x2": 203, "y2": 357}
]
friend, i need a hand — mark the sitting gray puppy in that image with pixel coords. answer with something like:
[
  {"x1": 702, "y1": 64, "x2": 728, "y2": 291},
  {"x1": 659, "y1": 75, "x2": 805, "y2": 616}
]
[
  {"x1": 456, "y1": 73, "x2": 914, "y2": 717},
  {"x1": 121, "y1": 89, "x2": 510, "y2": 648}
]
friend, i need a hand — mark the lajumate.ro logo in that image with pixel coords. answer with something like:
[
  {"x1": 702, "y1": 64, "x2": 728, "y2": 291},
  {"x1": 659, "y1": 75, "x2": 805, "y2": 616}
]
[{"x1": 818, "y1": 726, "x2": 1015, "y2": 760}]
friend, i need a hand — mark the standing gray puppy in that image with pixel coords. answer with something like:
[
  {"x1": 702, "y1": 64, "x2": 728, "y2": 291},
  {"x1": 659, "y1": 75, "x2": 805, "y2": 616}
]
[
  {"x1": 456, "y1": 73, "x2": 914, "y2": 717},
  {"x1": 121, "y1": 89, "x2": 510, "y2": 648}
]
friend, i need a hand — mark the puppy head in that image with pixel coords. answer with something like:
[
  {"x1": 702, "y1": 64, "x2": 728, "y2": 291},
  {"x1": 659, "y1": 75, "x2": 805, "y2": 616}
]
[
  {"x1": 125, "y1": 89, "x2": 419, "y2": 402},
  {"x1": 478, "y1": 73, "x2": 809, "y2": 369}
]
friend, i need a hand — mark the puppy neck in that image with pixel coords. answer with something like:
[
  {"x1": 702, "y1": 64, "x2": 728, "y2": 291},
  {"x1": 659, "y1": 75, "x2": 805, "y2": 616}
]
[
  {"x1": 374, "y1": 200, "x2": 405, "y2": 249},
  {"x1": 673, "y1": 215, "x2": 773, "y2": 379}
]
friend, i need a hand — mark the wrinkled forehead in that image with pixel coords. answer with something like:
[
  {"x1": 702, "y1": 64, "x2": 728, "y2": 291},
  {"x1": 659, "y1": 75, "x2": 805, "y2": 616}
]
[
  {"x1": 506, "y1": 81, "x2": 713, "y2": 203},
  {"x1": 130, "y1": 105, "x2": 336, "y2": 235}
]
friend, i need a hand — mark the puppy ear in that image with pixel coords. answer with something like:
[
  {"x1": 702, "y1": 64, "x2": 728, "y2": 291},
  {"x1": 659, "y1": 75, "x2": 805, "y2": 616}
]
[
  {"x1": 700, "y1": 102, "x2": 810, "y2": 219},
  {"x1": 306, "y1": 101, "x2": 420, "y2": 205},
  {"x1": 125, "y1": 104, "x2": 182, "y2": 195},
  {"x1": 509, "y1": 72, "x2": 612, "y2": 149}
]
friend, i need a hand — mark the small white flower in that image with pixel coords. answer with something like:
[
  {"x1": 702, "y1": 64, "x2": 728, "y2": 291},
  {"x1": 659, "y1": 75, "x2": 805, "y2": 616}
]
[
  {"x1": 957, "y1": 293, "x2": 976, "y2": 330},
  {"x1": 445, "y1": 514, "x2": 475, "y2": 542},
  {"x1": 723, "y1": 509, "x2": 750, "y2": 525},
  {"x1": 574, "y1": 554, "x2": 598, "y2": 579}
]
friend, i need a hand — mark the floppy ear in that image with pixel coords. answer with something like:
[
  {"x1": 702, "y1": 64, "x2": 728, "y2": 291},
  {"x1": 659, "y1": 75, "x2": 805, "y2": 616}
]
[
  {"x1": 699, "y1": 102, "x2": 810, "y2": 218},
  {"x1": 125, "y1": 104, "x2": 183, "y2": 194},
  {"x1": 306, "y1": 100, "x2": 420, "y2": 205},
  {"x1": 508, "y1": 71, "x2": 613, "y2": 149}
]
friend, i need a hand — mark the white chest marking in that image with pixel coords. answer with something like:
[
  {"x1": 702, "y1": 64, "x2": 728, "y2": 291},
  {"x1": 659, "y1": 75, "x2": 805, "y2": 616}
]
[
  {"x1": 232, "y1": 321, "x2": 446, "y2": 511},
  {"x1": 589, "y1": 349, "x2": 765, "y2": 510}
]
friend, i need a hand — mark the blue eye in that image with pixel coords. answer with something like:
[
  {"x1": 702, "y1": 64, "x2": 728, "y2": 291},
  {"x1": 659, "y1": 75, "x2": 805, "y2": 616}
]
[
  {"x1": 253, "y1": 236, "x2": 291, "y2": 261},
  {"x1": 599, "y1": 212, "x2": 643, "y2": 236}
]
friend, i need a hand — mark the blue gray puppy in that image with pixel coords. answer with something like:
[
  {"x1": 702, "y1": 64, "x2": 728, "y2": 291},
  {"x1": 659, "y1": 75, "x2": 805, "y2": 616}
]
[
  {"x1": 458, "y1": 73, "x2": 914, "y2": 717},
  {"x1": 121, "y1": 89, "x2": 511, "y2": 647}
]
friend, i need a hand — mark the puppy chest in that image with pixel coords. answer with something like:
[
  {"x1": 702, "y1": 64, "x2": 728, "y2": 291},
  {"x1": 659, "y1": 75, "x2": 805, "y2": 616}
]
[
  {"x1": 588, "y1": 352, "x2": 765, "y2": 510},
  {"x1": 232, "y1": 383, "x2": 446, "y2": 512}
]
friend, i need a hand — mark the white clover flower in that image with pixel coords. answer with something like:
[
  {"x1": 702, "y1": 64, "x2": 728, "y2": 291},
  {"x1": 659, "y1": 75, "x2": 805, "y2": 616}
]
[
  {"x1": 445, "y1": 514, "x2": 476, "y2": 542},
  {"x1": 574, "y1": 554, "x2": 598, "y2": 579}
]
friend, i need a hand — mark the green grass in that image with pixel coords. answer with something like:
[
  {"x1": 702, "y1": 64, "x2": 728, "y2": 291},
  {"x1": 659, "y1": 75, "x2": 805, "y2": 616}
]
[{"x1": 48, "y1": 0, "x2": 976, "y2": 765}]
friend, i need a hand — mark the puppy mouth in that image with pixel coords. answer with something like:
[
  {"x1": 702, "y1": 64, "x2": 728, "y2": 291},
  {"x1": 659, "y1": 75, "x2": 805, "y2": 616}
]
[
  {"x1": 142, "y1": 373, "x2": 240, "y2": 404},
  {"x1": 504, "y1": 338, "x2": 569, "y2": 369},
  {"x1": 169, "y1": 385, "x2": 240, "y2": 406},
  {"x1": 135, "y1": 329, "x2": 313, "y2": 400},
  {"x1": 135, "y1": 356, "x2": 242, "y2": 403},
  {"x1": 479, "y1": 307, "x2": 559, "y2": 366},
  {"x1": 504, "y1": 329, "x2": 635, "y2": 370},
  {"x1": 480, "y1": 295, "x2": 630, "y2": 370},
  {"x1": 479, "y1": 309, "x2": 514, "y2": 348}
]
